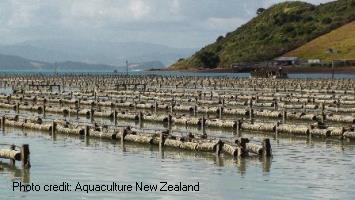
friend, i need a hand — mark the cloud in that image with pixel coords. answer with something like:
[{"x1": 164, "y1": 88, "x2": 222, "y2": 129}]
[
  {"x1": 0, "y1": 0, "x2": 335, "y2": 47},
  {"x1": 169, "y1": 0, "x2": 181, "y2": 15},
  {"x1": 206, "y1": 17, "x2": 245, "y2": 30},
  {"x1": 129, "y1": 0, "x2": 151, "y2": 19}
]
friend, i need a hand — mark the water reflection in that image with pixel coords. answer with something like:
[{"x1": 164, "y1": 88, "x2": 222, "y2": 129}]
[
  {"x1": 0, "y1": 162, "x2": 31, "y2": 184},
  {"x1": 1, "y1": 125, "x2": 355, "y2": 199}
]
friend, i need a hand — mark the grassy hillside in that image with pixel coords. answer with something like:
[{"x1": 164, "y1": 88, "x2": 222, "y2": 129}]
[
  {"x1": 285, "y1": 21, "x2": 355, "y2": 60},
  {"x1": 172, "y1": 0, "x2": 355, "y2": 69}
]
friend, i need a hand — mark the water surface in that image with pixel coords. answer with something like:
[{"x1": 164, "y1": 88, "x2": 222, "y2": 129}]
[{"x1": 1, "y1": 127, "x2": 355, "y2": 200}]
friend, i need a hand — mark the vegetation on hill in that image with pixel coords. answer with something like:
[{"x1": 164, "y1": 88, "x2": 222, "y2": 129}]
[
  {"x1": 171, "y1": 0, "x2": 355, "y2": 69},
  {"x1": 285, "y1": 21, "x2": 355, "y2": 60}
]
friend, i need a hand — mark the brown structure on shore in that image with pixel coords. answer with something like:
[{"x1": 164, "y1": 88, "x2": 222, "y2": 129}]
[{"x1": 250, "y1": 67, "x2": 288, "y2": 79}]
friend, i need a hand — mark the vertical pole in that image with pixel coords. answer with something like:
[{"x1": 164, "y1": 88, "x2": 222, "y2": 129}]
[
  {"x1": 215, "y1": 140, "x2": 223, "y2": 156},
  {"x1": 201, "y1": 115, "x2": 205, "y2": 131},
  {"x1": 85, "y1": 125, "x2": 90, "y2": 137},
  {"x1": 154, "y1": 100, "x2": 157, "y2": 114},
  {"x1": 51, "y1": 121, "x2": 57, "y2": 137},
  {"x1": 159, "y1": 132, "x2": 166, "y2": 150},
  {"x1": 275, "y1": 121, "x2": 280, "y2": 136},
  {"x1": 237, "y1": 138, "x2": 249, "y2": 157},
  {"x1": 21, "y1": 144, "x2": 31, "y2": 168},
  {"x1": 321, "y1": 103, "x2": 325, "y2": 123},
  {"x1": 139, "y1": 112, "x2": 143, "y2": 128},
  {"x1": 43, "y1": 105, "x2": 46, "y2": 118},
  {"x1": 1, "y1": 116, "x2": 5, "y2": 131},
  {"x1": 170, "y1": 103, "x2": 173, "y2": 114},
  {"x1": 121, "y1": 128, "x2": 127, "y2": 145},
  {"x1": 262, "y1": 138, "x2": 272, "y2": 157},
  {"x1": 90, "y1": 109, "x2": 94, "y2": 123},
  {"x1": 331, "y1": 60, "x2": 334, "y2": 80},
  {"x1": 249, "y1": 98, "x2": 253, "y2": 122},
  {"x1": 249, "y1": 108, "x2": 254, "y2": 123},
  {"x1": 219, "y1": 106, "x2": 222, "y2": 119},
  {"x1": 282, "y1": 109, "x2": 287, "y2": 124},
  {"x1": 10, "y1": 144, "x2": 16, "y2": 166},
  {"x1": 114, "y1": 110, "x2": 117, "y2": 126},
  {"x1": 236, "y1": 119, "x2": 241, "y2": 136},
  {"x1": 16, "y1": 102, "x2": 20, "y2": 114}
]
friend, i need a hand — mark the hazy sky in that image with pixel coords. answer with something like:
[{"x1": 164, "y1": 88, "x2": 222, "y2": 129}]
[{"x1": 0, "y1": 0, "x2": 332, "y2": 48}]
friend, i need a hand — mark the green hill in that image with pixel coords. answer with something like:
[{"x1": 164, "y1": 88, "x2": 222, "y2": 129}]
[
  {"x1": 171, "y1": 0, "x2": 355, "y2": 69},
  {"x1": 285, "y1": 21, "x2": 355, "y2": 60}
]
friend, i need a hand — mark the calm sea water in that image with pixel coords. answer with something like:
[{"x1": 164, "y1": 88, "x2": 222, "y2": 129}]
[{"x1": 1, "y1": 126, "x2": 355, "y2": 199}]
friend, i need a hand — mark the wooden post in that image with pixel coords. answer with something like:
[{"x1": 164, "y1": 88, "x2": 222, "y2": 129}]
[
  {"x1": 236, "y1": 138, "x2": 249, "y2": 157},
  {"x1": 90, "y1": 109, "x2": 94, "y2": 122},
  {"x1": 2, "y1": 116, "x2": 5, "y2": 131},
  {"x1": 43, "y1": 105, "x2": 46, "y2": 117},
  {"x1": 121, "y1": 128, "x2": 128, "y2": 145},
  {"x1": 21, "y1": 144, "x2": 31, "y2": 168},
  {"x1": 10, "y1": 144, "x2": 16, "y2": 166},
  {"x1": 321, "y1": 103, "x2": 325, "y2": 123},
  {"x1": 194, "y1": 104, "x2": 197, "y2": 116},
  {"x1": 16, "y1": 102, "x2": 20, "y2": 113},
  {"x1": 51, "y1": 121, "x2": 57, "y2": 136},
  {"x1": 201, "y1": 115, "x2": 205, "y2": 131},
  {"x1": 321, "y1": 112, "x2": 325, "y2": 124},
  {"x1": 154, "y1": 100, "x2": 157, "y2": 113},
  {"x1": 78, "y1": 99, "x2": 81, "y2": 109},
  {"x1": 114, "y1": 110, "x2": 117, "y2": 126},
  {"x1": 167, "y1": 114, "x2": 172, "y2": 130},
  {"x1": 275, "y1": 121, "x2": 280, "y2": 135},
  {"x1": 139, "y1": 112, "x2": 143, "y2": 128},
  {"x1": 249, "y1": 98, "x2": 253, "y2": 122},
  {"x1": 85, "y1": 125, "x2": 90, "y2": 136},
  {"x1": 76, "y1": 109, "x2": 79, "y2": 120},
  {"x1": 159, "y1": 132, "x2": 166, "y2": 150},
  {"x1": 282, "y1": 109, "x2": 287, "y2": 124},
  {"x1": 262, "y1": 138, "x2": 272, "y2": 157},
  {"x1": 215, "y1": 140, "x2": 223, "y2": 156},
  {"x1": 236, "y1": 119, "x2": 241, "y2": 136}
]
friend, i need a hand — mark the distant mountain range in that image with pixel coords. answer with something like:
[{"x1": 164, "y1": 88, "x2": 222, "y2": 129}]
[
  {"x1": 0, "y1": 53, "x2": 164, "y2": 72},
  {"x1": 0, "y1": 39, "x2": 195, "y2": 66}
]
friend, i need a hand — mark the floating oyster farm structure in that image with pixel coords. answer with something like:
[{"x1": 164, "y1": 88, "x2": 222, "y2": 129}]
[{"x1": 0, "y1": 74, "x2": 354, "y2": 167}]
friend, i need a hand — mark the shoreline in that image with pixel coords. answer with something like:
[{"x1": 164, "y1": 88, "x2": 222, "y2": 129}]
[{"x1": 158, "y1": 66, "x2": 355, "y2": 74}]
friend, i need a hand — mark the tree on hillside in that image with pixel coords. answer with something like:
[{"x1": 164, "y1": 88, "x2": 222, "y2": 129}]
[
  {"x1": 257, "y1": 8, "x2": 265, "y2": 15},
  {"x1": 322, "y1": 17, "x2": 332, "y2": 24},
  {"x1": 196, "y1": 51, "x2": 220, "y2": 68},
  {"x1": 216, "y1": 35, "x2": 224, "y2": 42}
]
